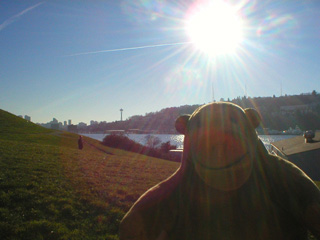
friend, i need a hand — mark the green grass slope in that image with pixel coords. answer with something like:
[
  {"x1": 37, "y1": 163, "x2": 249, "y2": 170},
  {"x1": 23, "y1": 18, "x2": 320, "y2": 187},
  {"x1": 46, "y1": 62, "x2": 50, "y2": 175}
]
[
  {"x1": 0, "y1": 109, "x2": 60, "y2": 146},
  {"x1": 0, "y1": 110, "x2": 53, "y2": 135},
  {"x1": 0, "y1": 109, "x2": 179, "y2": 240}
]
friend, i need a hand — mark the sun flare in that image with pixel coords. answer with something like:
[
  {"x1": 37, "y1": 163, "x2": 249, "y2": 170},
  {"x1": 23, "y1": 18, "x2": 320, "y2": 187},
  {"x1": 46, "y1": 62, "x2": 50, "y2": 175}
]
[{"x1": 186, "y1": 1, "x2": 244, "y2": 56}]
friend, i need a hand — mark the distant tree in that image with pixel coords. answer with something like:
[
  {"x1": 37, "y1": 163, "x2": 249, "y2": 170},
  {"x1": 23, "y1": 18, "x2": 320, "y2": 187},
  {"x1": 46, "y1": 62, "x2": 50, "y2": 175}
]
[
  {"x1": 312, "y1": 90, "x2": 317, "y2": 96},
  {"x1": 145, "y1": 135, "x2": 161, "y2": 149},
  {"x1": 160, "y1": 141, "x2": 177, "y2": 153}
]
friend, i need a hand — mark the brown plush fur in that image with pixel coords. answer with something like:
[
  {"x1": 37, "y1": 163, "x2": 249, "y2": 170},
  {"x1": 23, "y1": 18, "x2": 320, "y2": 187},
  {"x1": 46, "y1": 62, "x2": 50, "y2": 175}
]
[{"x1": 119, "y1": 102, "x2": 320, "y2": 240}]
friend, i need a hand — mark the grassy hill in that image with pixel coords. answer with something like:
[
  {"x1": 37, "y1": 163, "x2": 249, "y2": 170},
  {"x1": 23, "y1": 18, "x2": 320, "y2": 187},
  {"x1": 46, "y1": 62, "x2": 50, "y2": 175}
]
[
  {"x1": 1, "y1": 109, "x2": 319, "y2": 239},
  {"x1": 0, "y1": 109, "x2": 179, "y2": 239}
]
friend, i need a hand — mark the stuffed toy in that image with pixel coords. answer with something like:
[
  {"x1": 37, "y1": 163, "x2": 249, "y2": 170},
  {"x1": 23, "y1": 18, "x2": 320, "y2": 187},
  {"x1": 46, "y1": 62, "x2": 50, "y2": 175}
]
[{"x1": 120, "y1": 102, "x2": 320, "y2": 240}]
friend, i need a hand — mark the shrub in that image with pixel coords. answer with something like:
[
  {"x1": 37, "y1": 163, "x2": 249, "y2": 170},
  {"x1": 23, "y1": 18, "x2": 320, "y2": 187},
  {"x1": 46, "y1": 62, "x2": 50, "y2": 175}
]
[
  {"x1": 102, "y1": 134, "x2": 143, "y2": 152},
  {"x1": 101, "y1": 134, "x2": 179, "y2": 161},
  {"x1": 160, "y1": 141, "x2": 177, "y2": 153}
]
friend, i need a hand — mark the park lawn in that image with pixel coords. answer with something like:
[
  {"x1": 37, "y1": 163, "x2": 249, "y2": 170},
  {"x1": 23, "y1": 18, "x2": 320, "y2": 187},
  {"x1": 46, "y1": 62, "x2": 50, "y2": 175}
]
[
  {"x1": 0, "y1": 135, "x2": 179, "y2": 240},
  {"x1": 0, "y1": 110, "x2": 179, "y2": 239}
]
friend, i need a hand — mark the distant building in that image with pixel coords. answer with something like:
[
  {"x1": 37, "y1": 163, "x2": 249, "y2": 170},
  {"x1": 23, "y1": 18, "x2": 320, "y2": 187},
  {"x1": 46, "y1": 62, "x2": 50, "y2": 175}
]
[
  {"x1": 127, "y1": 129, "x2": 148, "y2": 134},
  {"x1": 52, "y1": 118, "x2": 58, "y2": 124},
  {"x1": 68, "y1": 119, "x2": 72, "y2": 125},
  {"x1": 64, "y1": 121, "x2": 67, "y2": 126},
  {"x1": 90, "y1": 120, "x2": 98, "y2": 125},
  {"x1": 24, "y1": 115, "x2": 31, "y2": 121},
  {"x1": 105, "y1": 130, "x2": 125, "y2": 134},
  {"x1": 78, "y1": 122, "x2": 87, "y2": 129},
  {"x1": 120, "y1": 108, "x2": 123, "y2": 121},
  {"x1": 68, "y1": 124, "x2": 78, "y2": 133},
  {"x1": 51, "y1": 123, "x2": 60, "y2": 130},
  {"x1": 38, "y1": 123, "x2": 51, "y2": 129},
  {"x1": 78, "y1": 122, "x2": 87, "y2": 128},
  {"x1": 78, "y1": 122, "x2": 87, "y2": 132},
  {"x1": 18, "y1": 115, "x2": 23, "y2": 118}
]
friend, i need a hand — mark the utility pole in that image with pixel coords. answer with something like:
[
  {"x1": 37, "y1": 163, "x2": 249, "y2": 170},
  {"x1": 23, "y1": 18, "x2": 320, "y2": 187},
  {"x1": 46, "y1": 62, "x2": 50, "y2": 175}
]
[
  {"x1": 212, "y1": 81, "x2": 215, "y2": 102},
  {"x1": 120, "y1": 108, "x2": 123, "y2": 121},
  {"x1": 245, "y1": 79, "x2": 247, "y2": 98}
]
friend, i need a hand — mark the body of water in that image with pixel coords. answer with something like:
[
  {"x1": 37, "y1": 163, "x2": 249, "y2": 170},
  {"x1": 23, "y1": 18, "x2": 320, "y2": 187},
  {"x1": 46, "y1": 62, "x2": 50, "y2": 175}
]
[{"x1": 82, "y1": 133, "x2": 296, "y2": 151}]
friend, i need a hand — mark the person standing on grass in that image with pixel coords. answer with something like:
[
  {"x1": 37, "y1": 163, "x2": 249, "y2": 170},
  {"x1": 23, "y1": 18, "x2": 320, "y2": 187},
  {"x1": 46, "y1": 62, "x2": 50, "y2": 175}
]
[{"x1": 78, "y1": 136, "x2": 83, "y2": 150}]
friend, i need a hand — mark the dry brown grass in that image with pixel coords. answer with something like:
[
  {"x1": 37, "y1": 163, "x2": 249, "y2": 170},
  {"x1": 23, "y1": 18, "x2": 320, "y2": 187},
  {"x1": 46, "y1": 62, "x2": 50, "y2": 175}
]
[{"x1": 61, "y1": 136, "x2": 179, "y2": 212}]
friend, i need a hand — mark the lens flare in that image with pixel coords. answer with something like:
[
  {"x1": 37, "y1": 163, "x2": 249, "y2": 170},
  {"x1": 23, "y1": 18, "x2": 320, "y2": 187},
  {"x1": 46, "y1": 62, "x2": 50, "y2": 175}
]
[{"x1": 185, "y1": 1, "x2": 244, "y2": 56}]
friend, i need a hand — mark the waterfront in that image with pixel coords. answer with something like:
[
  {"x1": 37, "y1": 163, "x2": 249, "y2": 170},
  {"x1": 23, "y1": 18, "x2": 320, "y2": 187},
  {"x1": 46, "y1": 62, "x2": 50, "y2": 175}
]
[{"x1": 82, "y1": 133, "x2": 296, "y2": 150}]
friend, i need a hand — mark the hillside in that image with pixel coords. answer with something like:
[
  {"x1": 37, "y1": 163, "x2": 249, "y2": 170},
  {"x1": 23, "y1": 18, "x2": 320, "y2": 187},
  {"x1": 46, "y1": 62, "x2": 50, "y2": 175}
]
[
  {"x1": 0, "y1": 109, "x2": 54, "y2": 136},
  {"x1": 0, "y1": 109, "x2": 178, "y2": 239},
  {"x1": 84, "y1": 92, "x2": 320, "y2": 133}
]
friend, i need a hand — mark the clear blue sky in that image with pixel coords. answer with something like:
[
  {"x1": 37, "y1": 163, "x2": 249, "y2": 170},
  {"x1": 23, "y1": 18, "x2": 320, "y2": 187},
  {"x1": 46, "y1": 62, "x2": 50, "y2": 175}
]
[{"x1": 1, "y1": 0, "x2": 319, "y2": 124}]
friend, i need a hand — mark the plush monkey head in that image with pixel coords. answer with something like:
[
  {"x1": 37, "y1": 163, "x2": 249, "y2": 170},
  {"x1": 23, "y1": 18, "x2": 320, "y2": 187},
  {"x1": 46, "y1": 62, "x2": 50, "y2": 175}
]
[{"x1": 176, "y1": 102, "x2": 261, "y2": 191}]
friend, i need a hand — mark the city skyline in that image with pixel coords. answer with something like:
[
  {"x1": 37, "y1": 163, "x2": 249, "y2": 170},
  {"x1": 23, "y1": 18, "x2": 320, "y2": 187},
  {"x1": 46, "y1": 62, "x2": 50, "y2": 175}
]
[
  {"x1": 1, "y1": 1, "x2": 319, "y2": 124},
  {"x1": 17, "y1": 90, "x2": 318, "y2": 126}
]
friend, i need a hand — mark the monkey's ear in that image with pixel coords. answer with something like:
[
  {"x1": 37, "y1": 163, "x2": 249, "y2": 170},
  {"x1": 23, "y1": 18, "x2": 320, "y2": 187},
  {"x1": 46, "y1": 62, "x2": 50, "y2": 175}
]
[
  {"x1": 175, "y1": 115, "x2": 190, "y2": 134},
  {"x1": 244, "y1": 108, "x2": 261, "y2": 129}
]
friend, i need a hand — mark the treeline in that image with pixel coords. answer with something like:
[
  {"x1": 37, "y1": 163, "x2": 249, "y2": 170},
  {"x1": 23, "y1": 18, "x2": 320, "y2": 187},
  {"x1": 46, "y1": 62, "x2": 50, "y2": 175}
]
[
  {"x1": 82, "y1": 91, "x2": 320, "y2": 133},
  {"x1": 232, "y1": 91, "x2": 320, "y2": 131},
  {"x1": 86, "y1": 104, "x2": 201, "y2": 134}
]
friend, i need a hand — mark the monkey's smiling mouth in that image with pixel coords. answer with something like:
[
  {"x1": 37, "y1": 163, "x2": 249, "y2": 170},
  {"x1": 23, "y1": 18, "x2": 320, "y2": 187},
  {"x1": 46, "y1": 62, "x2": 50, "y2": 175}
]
[{"x1": 195, "y1": 151, "x2": 249, "y2": 170}]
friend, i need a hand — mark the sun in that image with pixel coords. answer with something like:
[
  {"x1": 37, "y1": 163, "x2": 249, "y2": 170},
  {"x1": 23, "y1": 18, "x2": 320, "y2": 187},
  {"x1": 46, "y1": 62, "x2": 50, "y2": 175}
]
[{"x1": 186, "y1": 1, "x2": 244, "y2": 56}]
